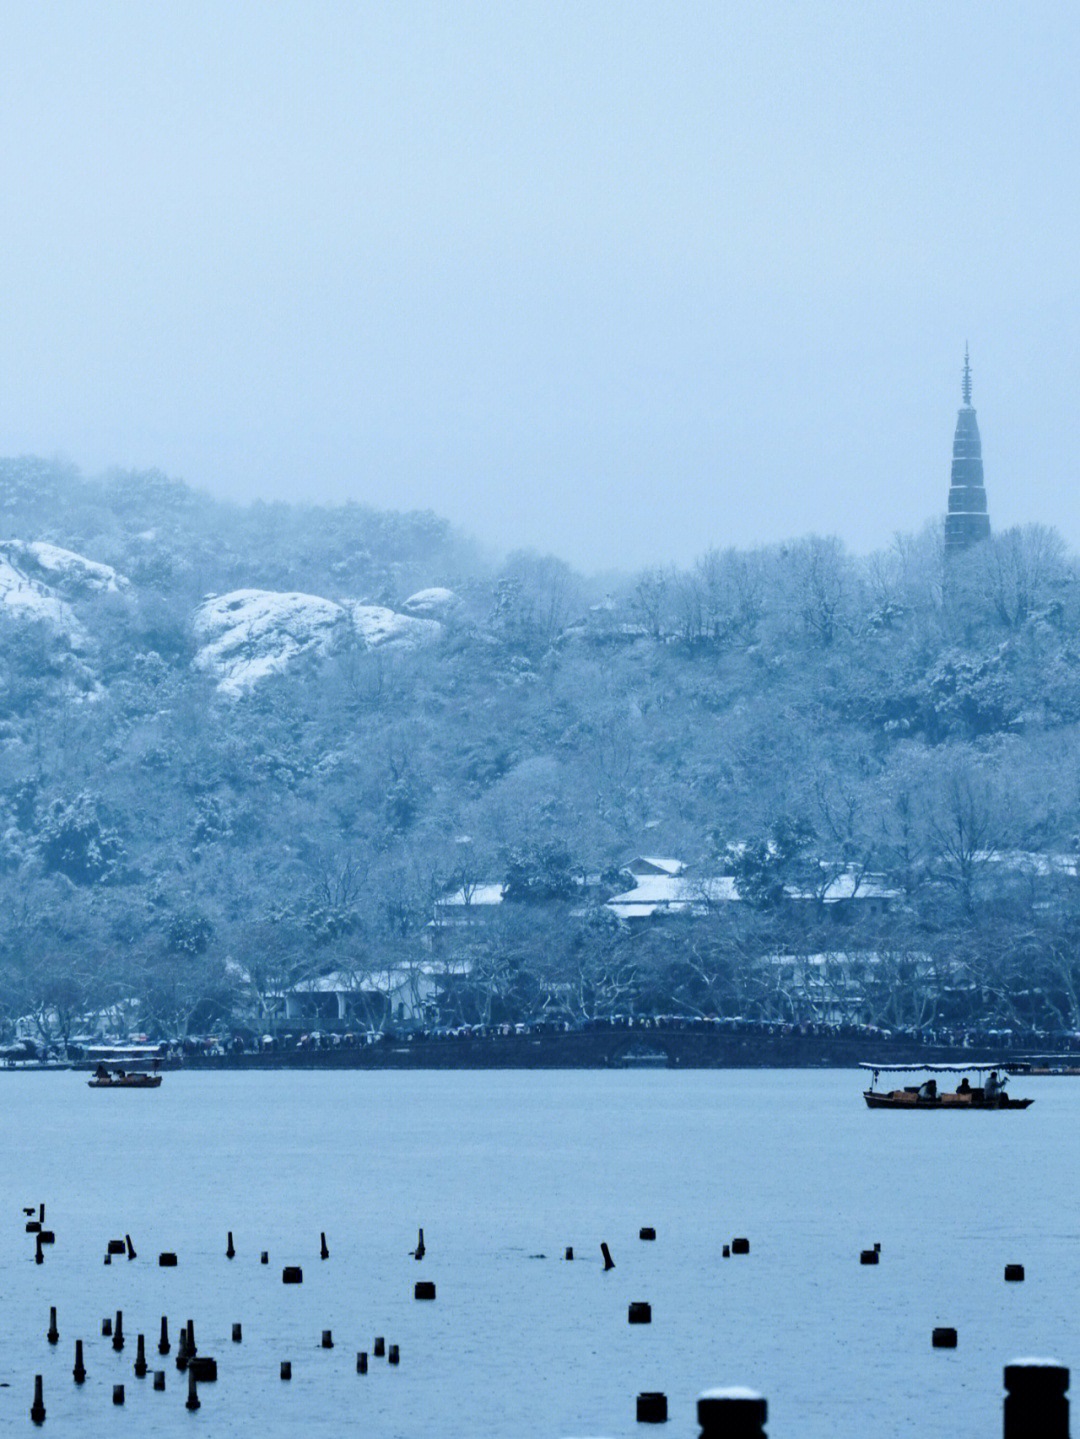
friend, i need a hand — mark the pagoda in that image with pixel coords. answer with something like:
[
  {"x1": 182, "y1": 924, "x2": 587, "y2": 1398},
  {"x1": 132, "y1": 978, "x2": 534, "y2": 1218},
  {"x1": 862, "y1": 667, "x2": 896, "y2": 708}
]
[{"x1": 944, "y1": 347, "x2": 991, "y2": 555}]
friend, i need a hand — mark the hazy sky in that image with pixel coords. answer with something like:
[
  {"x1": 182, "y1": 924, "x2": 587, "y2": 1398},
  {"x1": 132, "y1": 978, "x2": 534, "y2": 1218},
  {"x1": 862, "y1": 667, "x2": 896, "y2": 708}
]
[{"x1": 1, "y1": 2, "x2": 1078, "y2": 571}]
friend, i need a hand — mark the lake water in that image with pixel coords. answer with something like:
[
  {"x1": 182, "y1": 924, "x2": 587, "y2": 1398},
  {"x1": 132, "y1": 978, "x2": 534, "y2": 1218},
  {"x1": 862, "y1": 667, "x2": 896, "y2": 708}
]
[{"x1": 1, "y1": 1068, "x2": 1077, "y2": 1437}]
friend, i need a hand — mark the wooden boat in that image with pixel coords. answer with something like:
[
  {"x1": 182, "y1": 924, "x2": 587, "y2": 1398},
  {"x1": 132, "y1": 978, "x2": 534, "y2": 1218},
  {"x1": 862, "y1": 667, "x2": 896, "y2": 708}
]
[
  {"x1": 860, "y1": 1062, "x2": 1032, "y2": 1110},
  {"x1": 87, "y1": 1070, "x2": 162, "y2": 1088}
]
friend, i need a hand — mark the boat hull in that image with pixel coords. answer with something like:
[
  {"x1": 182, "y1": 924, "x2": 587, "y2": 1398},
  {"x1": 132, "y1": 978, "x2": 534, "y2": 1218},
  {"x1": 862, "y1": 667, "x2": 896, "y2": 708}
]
[
  {"x1": 863, "y1": 1089, "x2": 1032, "y2": 1110},
  {"x1": 88, "y1": 1075, "x2": 162, "y2": 1088}
]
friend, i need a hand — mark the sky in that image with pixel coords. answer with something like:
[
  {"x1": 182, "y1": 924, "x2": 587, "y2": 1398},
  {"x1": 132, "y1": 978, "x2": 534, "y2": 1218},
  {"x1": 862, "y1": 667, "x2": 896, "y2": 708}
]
[{"x1": 1, "y1": 2, "x2": 1079, "y2": 572}]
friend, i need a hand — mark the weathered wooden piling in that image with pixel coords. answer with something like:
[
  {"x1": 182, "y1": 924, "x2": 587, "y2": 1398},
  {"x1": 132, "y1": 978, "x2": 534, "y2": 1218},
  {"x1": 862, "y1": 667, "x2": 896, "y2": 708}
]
[
  {"x1": 1005, "y1": 1264, "x2": 1025, "y2": 1282},
  {"x1": 374, "y1": 1336, "x2": 385, "y2": 1357},
  {"x1": 601, "y1": 1242, "x2": 615, "y2": 1271},
  {"x1": 159, "y1": 1251, "x2": 178, "y2": 1266},
  {"x1": 628, "y1": 1302, "x2": 652, "y2": 1324},
  {"x1": 26, "y1": 1220, "x2": 40, "y2": 1233},
  {"x1": 101, "y1": 1317, "x2": 112, "y2": 1337},
  {"x1": 153, "y1": 1371, "x2": 166, "y2": 1391},
  {"x1": 30, "y1": 1375, "x2": 45, "y2": 1426},
  {"x1": 722, "y1": 1245, "x2": 730, "y2": 1258},
  {"x1": 134, "y1": 1334, "x2": 147, "y2": 1377},
  {"x1": 280, "y1": 1361, "x2": 292, "y2": 1380},
  {"x1": 413, "y1": 1227, "x2": 425, "y2": 1260},
  {"x1": 321, "y1": 1329, "x2": 334, "y2": 1349},
  {"x1": 639, "y1": 1227, "x2": 656, "y2": 1241},
  {"x1": 1005, "y1": 1359, "x2": 1068, "y2": 1439},
  {"x1": 38, "y1": 1231, "x2": 55, "y2": 1245},
  {"x1": 107, "y1": 1239, "x2": 126, "y2": 1255},
  {"x1": 320, "y1": 1232, "x2": 329, "y2": 1259},
  {"x1": 860, "y1": 1250, "x2": 879, "y2": 1265},
  {"x1": 159, "y1": 1316, "x2": 170, "y2": 1355},
  {"x1": 357, "y1": 1352, "x2": 368, "y2": 1373},
  {"x1": 415, "y1": 1281, "x2": 436, "y2": 1300},
  {"x1": 125, "y1": 1234, "x2": 136, "y2": 1259},
  {"x1": 113, "y1": 1384, "x2": 125, "y2": 1406},
  {"x1": 189, "y1": 1357, "x2": 217, "y2": 1381},
  {"x1": 637, "y1": 1392, "x2": 667, "y2": 1423},
  {"x1": 261, "y1": 1251, "x2": 269, "y2": 1264},
  {"x1": 35, "y1": 1234, "x2": 44, "y2": 1264},
  {"x1": 103, "y1": 1251, "x2": 111, "y2": 1266},
  {"x1": 73, "y1": 1339, "x2": 86, "y2": 1384},
  {"x1": 932, "y1": 1328, "x2": 958, "y2": 1348},
  {"x1": 186, "y1": 1319, "x2": 196, "y2": 1357},
  {"x1": 697, "y1": 1386, "x2": 767, "y2": 1438},
  {"x1": 226, "y1": 1230, "x2": 235, "y2": 1259},
  {"x1": 731, "y1": 1237, "x2": 750, "y2": 1255},
  {"x1": 232, "y1": 1323, "x2": 242, "y2": 1342},
  {"x1": 39, "y1": 1202, "x2": 45, "y2": 1222},
  {"x1": 176, "y1": 1324, "x2": 189, "y2": 1371},
  {"x1": 388, "y1": 1343, "x2": 400, "y2": 1365},
  {"x1": 282, "y1": 1266, "x2": 303, "y2": 1284},
  {"x1": 112, "y1": 1310, "x2": 124, "y2": 1351},
  {"x1": 186, "y1": 1369, "x2": 200, "y2": 1411},
  {"x1": 47, "y1": 1306, "x2": 58, "y2": 1344}
]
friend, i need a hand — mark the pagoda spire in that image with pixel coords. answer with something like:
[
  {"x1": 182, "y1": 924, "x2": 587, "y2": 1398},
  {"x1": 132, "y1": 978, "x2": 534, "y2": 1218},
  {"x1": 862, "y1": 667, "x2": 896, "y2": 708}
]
[{"x1": 944, "y1": 346, "x2": 990, "y2": 556}]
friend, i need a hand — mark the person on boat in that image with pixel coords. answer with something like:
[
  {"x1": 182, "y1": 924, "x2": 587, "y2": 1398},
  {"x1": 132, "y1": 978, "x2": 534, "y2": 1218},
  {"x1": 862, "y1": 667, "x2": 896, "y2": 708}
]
[
  {"x1": 985, "y1": 1070, "x2": 1004, "y2": 1100},
  {"x1": 94, "y1": 1062, "x2": 110, "y2": 1081},
  {"x1": 957, "y1": 1076, "x2": 971, "y2": 1095},
  {"x1": 918, "y1": 1078, "x2": 937, "y2": 1100}
]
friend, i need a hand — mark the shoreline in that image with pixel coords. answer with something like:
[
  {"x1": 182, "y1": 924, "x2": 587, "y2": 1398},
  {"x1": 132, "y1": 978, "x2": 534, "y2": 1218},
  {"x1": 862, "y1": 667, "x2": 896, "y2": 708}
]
[{"x1": 20, "y1": 1027, "x2": 1071, "y2": 1072}]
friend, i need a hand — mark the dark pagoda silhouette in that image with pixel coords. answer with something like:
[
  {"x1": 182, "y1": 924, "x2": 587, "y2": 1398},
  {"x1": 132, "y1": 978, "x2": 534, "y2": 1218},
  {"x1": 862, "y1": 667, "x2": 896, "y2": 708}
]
[{"x1": 944, "y1": 346, "x2": 991, "y2": 555}]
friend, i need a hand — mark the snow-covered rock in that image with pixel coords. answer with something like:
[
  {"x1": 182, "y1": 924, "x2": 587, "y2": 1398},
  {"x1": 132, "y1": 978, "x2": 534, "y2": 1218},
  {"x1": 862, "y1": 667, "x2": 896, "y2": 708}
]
[
  {"x1": 192, "y1": 590, "x2": 443, "y2": 695},
  {"x1": 0, "y1": 539, "x2": 126, "y2": 650},
  {"x1": 192, "y1": 590, "x2": 346, "y2": 696},
  {"x1": 402, "y1": 586, "x2": 459, "y2": 617},
  {"x1": 348, "y1": 603, "x2": 442, "y2": 650},
  {"x1": 0, "y1": 551, "x2": 75, "y2": 633},
  {"x1": 0, "y1": 540, "x2": 128, "y2": 597}
]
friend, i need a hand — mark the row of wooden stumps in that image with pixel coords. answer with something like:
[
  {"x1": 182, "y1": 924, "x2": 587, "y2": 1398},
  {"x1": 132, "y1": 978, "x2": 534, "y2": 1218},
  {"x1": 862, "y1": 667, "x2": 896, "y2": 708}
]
[{"x1": 28, "y1": 1360, "x2": 1070, "y2": 1432}]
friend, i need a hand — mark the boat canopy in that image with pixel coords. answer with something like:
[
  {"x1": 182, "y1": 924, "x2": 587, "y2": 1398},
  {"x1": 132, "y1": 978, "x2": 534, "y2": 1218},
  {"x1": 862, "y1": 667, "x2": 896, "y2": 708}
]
[{"x1": 859, "y1": 1061, "x2": 1005, "y2": 1073}]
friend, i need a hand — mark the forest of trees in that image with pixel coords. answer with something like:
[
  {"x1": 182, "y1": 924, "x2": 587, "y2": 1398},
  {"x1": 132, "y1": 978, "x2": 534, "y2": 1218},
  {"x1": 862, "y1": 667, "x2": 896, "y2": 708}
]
[{"x1": 5, "y1": 456, "x2": 1080, "y2": 1043}]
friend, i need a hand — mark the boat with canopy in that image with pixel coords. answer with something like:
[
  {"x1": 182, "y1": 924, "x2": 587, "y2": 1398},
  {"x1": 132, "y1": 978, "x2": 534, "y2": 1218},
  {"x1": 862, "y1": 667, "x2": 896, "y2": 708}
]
[{"x1": 860, "y1": 1062, "x2": 1033, "y2": 1110}]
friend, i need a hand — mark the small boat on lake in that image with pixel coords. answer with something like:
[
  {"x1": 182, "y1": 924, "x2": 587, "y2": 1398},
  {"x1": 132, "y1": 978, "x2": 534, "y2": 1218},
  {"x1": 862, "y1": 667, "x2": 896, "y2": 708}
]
[
  {"x1": 861, "y1": 1062, "x2": 1032, "y2": 1110},
  {"x1": 87, "y1": 1066, "x2": 162, "y2": 1089}
]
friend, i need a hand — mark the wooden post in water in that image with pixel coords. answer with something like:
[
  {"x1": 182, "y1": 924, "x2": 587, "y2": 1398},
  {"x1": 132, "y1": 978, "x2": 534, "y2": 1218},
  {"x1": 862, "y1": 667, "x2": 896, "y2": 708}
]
[
  {"x1": 697, "y1": 1386, "x2": 767, "y2": 1438},
  {"x1": 30, "y1": 1375, "x2": 45, "y2": 1425},
  {"x1": 73, "y1": 1339, "x2": 86, "y2": 1384},
  {"x1": 1005, "y1": 1360, "x2": 1068, "y2": 1439}
]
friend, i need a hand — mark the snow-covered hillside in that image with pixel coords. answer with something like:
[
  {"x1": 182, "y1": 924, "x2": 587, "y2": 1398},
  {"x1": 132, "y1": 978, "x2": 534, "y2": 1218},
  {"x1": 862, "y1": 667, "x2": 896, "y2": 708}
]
[{"x1": 194, "y1": 591, "x2": 442, "y2": 695}]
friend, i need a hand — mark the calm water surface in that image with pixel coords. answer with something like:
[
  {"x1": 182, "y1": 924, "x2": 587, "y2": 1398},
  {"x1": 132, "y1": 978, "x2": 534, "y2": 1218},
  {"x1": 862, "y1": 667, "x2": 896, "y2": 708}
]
[{"x1": 1, "y1": 1068, "x2": 1077, "y2": 1437}]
